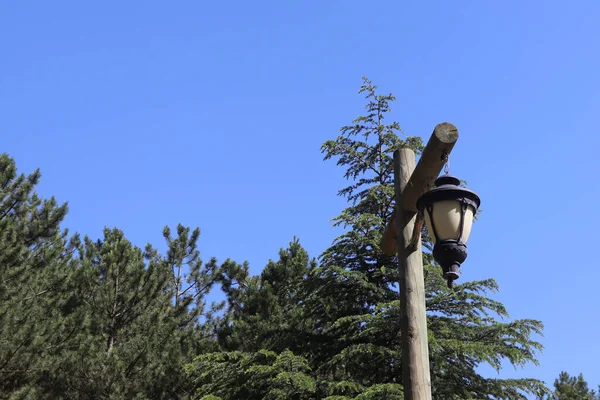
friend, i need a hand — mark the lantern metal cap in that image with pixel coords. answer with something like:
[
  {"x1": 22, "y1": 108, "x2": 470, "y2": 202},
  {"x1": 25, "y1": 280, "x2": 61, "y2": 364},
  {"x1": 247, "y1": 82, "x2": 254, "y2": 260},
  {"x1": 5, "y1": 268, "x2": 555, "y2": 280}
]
[{"x1": 416, "y1": 174, "x2": 481, "y2": 212}]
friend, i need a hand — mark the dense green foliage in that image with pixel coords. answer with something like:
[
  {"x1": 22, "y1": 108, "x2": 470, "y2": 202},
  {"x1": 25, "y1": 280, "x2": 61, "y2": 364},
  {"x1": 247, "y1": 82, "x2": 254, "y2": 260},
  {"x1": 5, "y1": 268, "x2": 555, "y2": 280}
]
[
  {"x1": 539, "y1": 371, "x2": 599, "y2": 400},
  {"x1": 0, "y1": 154, "x2": 71, "y2": 396},
  {"x1": 0, "y1": 78, "x2": 575, "y2": 398},
  {"x1": 0, "y1": 153, "x2": 222, "y2": 398}
]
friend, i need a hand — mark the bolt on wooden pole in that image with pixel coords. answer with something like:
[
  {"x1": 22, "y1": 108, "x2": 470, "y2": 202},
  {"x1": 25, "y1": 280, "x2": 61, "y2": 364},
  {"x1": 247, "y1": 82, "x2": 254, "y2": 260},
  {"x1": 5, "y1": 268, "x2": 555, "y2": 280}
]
[{"x1": 383, "y1": 122, "x2": 460, "y2": 400}]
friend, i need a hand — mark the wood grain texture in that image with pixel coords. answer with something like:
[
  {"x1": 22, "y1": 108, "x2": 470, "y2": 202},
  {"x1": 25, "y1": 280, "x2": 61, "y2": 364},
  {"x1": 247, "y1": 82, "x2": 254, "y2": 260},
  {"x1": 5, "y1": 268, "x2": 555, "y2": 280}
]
[{"x1": 394, "y1": 148, "x2": 432, "y2": 400}]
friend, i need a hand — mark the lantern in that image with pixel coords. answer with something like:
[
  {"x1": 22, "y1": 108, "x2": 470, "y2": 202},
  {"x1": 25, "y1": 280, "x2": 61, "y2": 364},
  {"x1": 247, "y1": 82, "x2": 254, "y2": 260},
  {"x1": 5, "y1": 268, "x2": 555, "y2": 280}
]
[{"x1": 416, "y1": 174, "x2": 481, "y2": 288}]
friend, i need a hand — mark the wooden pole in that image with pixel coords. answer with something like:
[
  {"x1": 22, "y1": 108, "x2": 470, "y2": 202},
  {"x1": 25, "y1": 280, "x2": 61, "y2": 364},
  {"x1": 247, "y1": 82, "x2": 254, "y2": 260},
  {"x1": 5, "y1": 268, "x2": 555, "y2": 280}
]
[{"x1": 394, "y1": 148, "x2": 432, "y2": 400}]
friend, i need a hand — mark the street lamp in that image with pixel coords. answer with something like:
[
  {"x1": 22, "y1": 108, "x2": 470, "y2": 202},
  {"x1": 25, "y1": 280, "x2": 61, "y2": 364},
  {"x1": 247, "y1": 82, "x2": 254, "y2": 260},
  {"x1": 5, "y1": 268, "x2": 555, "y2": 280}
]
[
  {"x1": 380, "y1": 123, "x2": 478, "y2": 399},
  {"x1": 416, "y1": 174, "x2": 481, "y2": 288}
]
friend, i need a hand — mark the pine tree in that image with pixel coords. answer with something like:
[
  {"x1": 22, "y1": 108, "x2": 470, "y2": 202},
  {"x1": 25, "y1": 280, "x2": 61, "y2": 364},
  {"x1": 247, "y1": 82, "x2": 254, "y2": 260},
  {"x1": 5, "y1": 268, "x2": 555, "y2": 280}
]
[
  {"x1": 215, "y1": 238, "x2": 315, "y2": 354},
  {"x1": 160, "y1": 224, "x2": 223, "y2": 359},
  {"x1": 311, "y1": 77, "x2": 548, "y2": 399},
  {"x1": 37, "y1": 227, "x2": 170, "y2": 397},
  {"x1": 187, "y1": 239, "x2": 318, "y2": 399},
  {"x1": 0, "y1": 153, "x2": 75, "y2": 396},
  {"x1": 540, "y1": 371, "x2": 599, "y2": 400},
  {"x1": 21, "y1": 224, "x2": 220, "y2": 398}
]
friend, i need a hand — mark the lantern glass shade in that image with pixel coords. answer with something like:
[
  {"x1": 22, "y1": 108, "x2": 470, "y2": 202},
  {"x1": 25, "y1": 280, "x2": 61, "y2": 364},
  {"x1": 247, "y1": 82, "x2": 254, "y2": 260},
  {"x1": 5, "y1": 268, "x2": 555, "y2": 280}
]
[{"x1": 423, "y1": 200, "x2": 475, "y2": 244}]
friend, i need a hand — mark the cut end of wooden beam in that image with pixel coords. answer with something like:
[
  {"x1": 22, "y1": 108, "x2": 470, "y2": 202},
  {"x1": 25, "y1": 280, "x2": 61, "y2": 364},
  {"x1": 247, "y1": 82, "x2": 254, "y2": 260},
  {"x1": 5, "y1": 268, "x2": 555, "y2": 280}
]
[{"x1": 433, "y1": 122, "x2": 459, "y2": 143}]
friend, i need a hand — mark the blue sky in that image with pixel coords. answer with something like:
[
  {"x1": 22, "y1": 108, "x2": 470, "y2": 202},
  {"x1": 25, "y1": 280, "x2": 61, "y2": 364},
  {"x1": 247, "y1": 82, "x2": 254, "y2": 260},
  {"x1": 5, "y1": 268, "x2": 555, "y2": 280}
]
[{"x1": 2, "y1": 0, "x2": 599, "y2": 393}]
